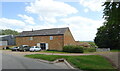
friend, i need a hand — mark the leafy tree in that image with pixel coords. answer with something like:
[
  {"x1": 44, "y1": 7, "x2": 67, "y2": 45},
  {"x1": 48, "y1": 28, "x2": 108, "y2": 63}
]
[
  {"x1": 94, "y1": 1, "x2": 120, "y2": 49},
  {"x1": 0, "y1": 29, "x2": 19, "y2": 35}
]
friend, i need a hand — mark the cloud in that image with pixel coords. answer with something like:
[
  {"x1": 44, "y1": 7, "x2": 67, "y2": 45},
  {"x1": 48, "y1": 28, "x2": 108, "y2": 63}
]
[
  {"x1": 0, "y1": 18, "x2": 27, "y2": 32},
  {"x1": 0, "y1": 18, "x2": 26, "y2": 30},
  {"x1": 79, "y1": 0, "x2": 105, "y2": 12},
  {"x1": 84, "y1": 8, "x2": 89, "y2": 13},
  {"x1": 0, "y1": 17, "x2": 57, "y2": 32},
  {"x1": 25, "y1": 0, "x2": 78, "y2": 23},
  {"x1": 18, "y1": 14, "x2": 35, "y2": 24},
  {"x1": 60, "y1": 16, "x2": 104, "y2": 41}
]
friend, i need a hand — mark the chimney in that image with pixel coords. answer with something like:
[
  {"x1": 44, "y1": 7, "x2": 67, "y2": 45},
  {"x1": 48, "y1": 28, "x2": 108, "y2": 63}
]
[{"x1": 32, "y1": 29, "x2": 33, "y2": 32}]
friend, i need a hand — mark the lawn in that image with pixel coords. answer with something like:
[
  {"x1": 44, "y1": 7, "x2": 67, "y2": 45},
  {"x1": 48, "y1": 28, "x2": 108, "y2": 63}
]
[
  {"x1": 40, "y1": 50, "x2": 95, "y2": 54},
  {"x1": 40, "y1": 50, "x2": 68, "y2": 54},
  {"x1": 110, "y1": 49, "x2": 120, "y2": 52},
  {"x1": 25, "y1": 54, "x2": 117, "y2": 71}
]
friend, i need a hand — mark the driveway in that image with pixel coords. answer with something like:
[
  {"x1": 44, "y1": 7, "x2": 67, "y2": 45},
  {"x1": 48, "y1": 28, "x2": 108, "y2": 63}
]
[
  {"x1": 1, "y1": 50, "x2": 70, "y2": 69},
  {"x1": 95, "y1": 52, "x2": 120, "y2": 70},
  {"x1": 0, "y1": 50, "x2": 2, "y2": 71},
  {"x1": 2, "y1": 50, "x2": 94, "y2": 56}
]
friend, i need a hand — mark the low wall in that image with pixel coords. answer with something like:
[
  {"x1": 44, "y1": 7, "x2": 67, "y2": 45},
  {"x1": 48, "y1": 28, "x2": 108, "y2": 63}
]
[{"x1": 96, "y1": 48, "x2": 110, "y2": 52}]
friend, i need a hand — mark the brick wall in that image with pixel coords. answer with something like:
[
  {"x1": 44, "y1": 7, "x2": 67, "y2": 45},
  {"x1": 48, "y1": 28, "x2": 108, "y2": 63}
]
[
  {"x1": 64, "y1": 29, "x2": 76, "y2": 46},
  {"x1": 16, "y1": 35, "x2": 64, "y2": 51}
]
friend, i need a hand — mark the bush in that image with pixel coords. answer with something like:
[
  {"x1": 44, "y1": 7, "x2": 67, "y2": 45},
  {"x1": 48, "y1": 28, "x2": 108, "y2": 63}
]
[
  {"x1": 84, "y1": 47, "x2": 96, "y2": 52},
  {"x1": 63, "y1": 45, "x2": 84, "y2": 53},
  {"x1": 88, "y1": 42, "x2": 98, "y2": 48}
]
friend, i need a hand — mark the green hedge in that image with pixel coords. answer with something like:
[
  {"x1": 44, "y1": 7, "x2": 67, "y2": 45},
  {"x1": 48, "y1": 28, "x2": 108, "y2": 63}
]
[
  {"x1": 84, "y1": 47, "x2": 96, "y2": 52},
  {"x1": 63, "y1": 45, "x2": 84, "y2": 53}
]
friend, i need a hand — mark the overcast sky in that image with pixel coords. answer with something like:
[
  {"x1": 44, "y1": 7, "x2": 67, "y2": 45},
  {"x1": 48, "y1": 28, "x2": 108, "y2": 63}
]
[{"x1": 0, "y1": 0, "x2": 105, "y2": 41}]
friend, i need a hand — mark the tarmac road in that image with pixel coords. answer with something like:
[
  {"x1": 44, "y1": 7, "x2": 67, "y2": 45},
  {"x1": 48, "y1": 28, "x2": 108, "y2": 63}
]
[
  {"x1": 0, "y1": 50, "x2": 2, "y2": 71},
  {"x1": 1, "y1": 51, "x2": 69, "y2": 69}
]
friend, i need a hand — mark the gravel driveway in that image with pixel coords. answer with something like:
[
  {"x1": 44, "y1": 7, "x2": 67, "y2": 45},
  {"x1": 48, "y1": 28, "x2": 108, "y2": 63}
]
[{"x1": 95, "y1": 52, "x2": 120, "y2": 70}]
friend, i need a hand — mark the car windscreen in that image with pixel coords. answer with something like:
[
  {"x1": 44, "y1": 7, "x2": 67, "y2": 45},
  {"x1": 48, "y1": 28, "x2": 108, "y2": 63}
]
[
  {"x1": 36, "y1": 46, "x2": 39, "y2": 48},
  {"x1": 31, "y1": 47, "x2": 34, "y2": 48},
  {"x1": 13, "y1": 47, "x2": 17, "y2": 48}
]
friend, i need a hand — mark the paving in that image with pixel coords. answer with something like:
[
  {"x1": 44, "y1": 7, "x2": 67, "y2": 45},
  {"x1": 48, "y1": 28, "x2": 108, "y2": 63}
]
[
  {"x1": 0, "y1": 50, "x2": 2, "y2": 71},
  {"x1": 95, "y1": 52, "x2": 120, "y2": 70},
  {"x1": 2, "y1": 50, "x2": 94, "y2": 56},
  {"x1": 1, "y1": 50, "x2": 71, "y2": 69}
]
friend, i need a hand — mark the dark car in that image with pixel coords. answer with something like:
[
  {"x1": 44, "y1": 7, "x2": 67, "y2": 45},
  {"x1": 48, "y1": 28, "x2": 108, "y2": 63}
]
[
  {"x1": 3, "y1": 46, "x2": 10, "y2": 50},
  {"x1": 19, "y1": 45, "x2": 31, "y2": 52},
  {"x1": 11, "y1": 47, "x2": 20, "y2": 51}
]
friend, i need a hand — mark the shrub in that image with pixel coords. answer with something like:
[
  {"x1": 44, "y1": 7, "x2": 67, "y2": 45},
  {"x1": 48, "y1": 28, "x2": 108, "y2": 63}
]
[
  {"x1": 88, "y1": 42, "x2": 98, "y2": 48},
  {"x1": 84, "y1": 47, "x2": 96, "y2": 52},
  {"x1": 63, "y1": 45, "x2": 84, "y2": 53}
]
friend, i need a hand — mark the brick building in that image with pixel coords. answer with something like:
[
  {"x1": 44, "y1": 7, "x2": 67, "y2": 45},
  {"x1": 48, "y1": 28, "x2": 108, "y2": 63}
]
[{"x1": 16, "y1": 27, "x2": 76, "y2": 51}]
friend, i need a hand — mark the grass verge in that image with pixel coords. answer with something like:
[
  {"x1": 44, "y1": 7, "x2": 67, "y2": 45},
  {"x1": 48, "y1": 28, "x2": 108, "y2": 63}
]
[
  {"x1": 40, "y1": 50, "x2": 95, "y2": 54},
  {"x1": 110, "y1": 49, "x2": 120, "y2": 52},
  {"x1": 25, "y1": 54, "x2": 117, "y2": 71},
  {"x1": 40, "y1": 51, "x2": 68, "y2": 54}
]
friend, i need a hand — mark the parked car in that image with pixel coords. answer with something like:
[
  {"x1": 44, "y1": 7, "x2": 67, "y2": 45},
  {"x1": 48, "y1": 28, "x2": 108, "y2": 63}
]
[
  {"x1": 3, "y1": 46, "x2": 10, "y2": 50},
  {"x1": 11, "y1": 47, "x2": 20, "y2": 51},
  {"x1": 19, "y1": 45, "x2": 31, "y2": 52},
  {"x1": 29, "y1": 46, "x2": 41, "y2": 52}
]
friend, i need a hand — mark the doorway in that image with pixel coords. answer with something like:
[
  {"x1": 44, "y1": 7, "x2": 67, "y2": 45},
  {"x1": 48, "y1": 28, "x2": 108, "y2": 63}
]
[
  {"x1": 40, "y1": 43, "x2": 46, "y2": 50},
  {"x1": 37, "y1": 43, "x2": 48, "y2": 50}
]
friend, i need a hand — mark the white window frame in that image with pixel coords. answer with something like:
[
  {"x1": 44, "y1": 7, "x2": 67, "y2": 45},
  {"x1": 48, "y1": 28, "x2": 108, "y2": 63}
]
[
  {"x1": 50, "y1": 36, "x2": 53, "y2": 40},
  {"x1": 29, "y1": 37, "x2": 33, "y2": 40}
]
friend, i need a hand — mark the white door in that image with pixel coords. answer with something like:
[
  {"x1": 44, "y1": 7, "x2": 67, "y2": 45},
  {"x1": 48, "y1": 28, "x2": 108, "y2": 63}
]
[
  {"x1": 46, "y1": 43, "x2": 48, "y2": 50},
  {"x1": 37, "y1": 43, "x2": 40, "y2": 47}
]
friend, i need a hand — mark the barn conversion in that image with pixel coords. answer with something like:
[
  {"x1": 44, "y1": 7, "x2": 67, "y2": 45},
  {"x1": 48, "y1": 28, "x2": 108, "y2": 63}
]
[{"x1": 16, "y1": 27, "x2": 76, "y2": 51}]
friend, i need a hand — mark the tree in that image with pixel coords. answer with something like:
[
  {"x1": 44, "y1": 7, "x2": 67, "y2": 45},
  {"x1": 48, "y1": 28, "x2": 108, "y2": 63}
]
[
  {"x1": 0, "y1": 29, "x2": 19, "y2": 35},
  {"x1": 94, "y1": 1, "x2": 120, "y2": 49}
]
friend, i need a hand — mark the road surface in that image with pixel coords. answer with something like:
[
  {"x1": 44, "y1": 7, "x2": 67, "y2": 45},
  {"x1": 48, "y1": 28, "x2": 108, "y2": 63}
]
[{"x1": 1, "y1": 50, "x2": 70, "y2": 69}]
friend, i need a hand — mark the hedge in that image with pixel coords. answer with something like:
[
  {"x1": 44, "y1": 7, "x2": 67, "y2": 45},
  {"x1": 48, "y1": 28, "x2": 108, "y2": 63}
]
[
  {"x1": 84, "y1": 47, "x2": 96, "y2": 52},
  {"x1": 63, "y1": 45, "x2": 84, "y2": 53}
]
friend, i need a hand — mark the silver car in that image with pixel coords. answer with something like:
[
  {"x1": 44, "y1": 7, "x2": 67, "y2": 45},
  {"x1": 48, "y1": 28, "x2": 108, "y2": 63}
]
[{"x1": 29, "y1": 46, "x2": 41, "y2": 52}]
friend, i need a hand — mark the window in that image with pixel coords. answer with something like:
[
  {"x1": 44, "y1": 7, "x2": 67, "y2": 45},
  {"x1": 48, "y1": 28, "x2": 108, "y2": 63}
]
[
  {"x1": 50, "y1": 36, "x2": 53, "y2": 40},
  {"x1": 29, "y1": 37, "x2": 33, "y2": 40}
]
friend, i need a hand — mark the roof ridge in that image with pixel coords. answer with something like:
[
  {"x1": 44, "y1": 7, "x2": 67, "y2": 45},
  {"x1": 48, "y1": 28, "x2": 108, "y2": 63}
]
[
  {"x1": 19, "y1": 27, "x2": 69, "y2": 36},
  {"x1": 33, "y1": 27, "x2": 69, "y2": 32},
  {"x1": 22, "y1": 27, "x2": 69, "y2": 32}
]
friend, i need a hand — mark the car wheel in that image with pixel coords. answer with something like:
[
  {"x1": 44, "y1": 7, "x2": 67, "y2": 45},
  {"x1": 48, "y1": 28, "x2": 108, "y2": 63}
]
[{"x1": 23, "y1": 50, "x2": 26, "y2": 52}]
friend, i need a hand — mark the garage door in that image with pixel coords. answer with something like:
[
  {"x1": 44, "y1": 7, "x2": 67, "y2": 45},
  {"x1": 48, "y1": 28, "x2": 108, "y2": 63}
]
[{"x1": 0, "y1": 41, "x2": 8, "y2": 46}]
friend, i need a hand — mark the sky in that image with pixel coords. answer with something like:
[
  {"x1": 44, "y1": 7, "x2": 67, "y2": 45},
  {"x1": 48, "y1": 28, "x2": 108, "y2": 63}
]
[{"x1": 0, "y1": 0, "x2": 106, "y2": 41}]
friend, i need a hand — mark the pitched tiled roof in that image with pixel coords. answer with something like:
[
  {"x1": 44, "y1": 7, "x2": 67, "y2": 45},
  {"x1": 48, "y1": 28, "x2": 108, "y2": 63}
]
[{"x1": 18, "y1": 27, "x2": 69, "y2": 37}]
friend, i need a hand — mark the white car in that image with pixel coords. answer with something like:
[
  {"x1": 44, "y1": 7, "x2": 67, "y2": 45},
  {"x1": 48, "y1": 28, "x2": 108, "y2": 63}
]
[{"x1": 29, "y1": 46, "x2": 41, "y2": 52}]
